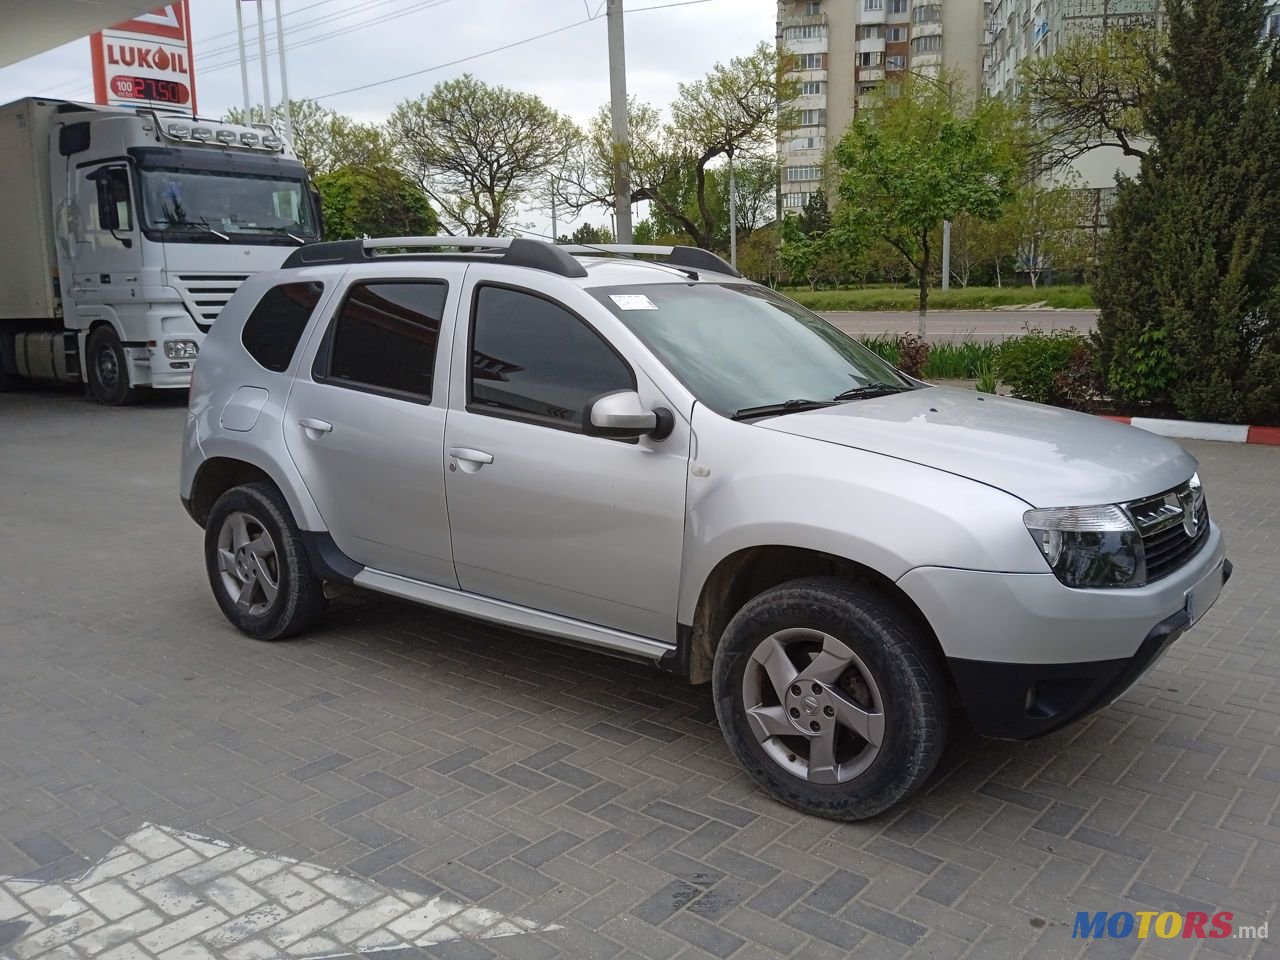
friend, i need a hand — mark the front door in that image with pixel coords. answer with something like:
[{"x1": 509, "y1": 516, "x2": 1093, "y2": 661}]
[
  {"x1": 443, "y1": 274, "x2": 691, "y2": 643},
  {"x1": 283, "y1": 270, "x2": 461, "y2": 587}
]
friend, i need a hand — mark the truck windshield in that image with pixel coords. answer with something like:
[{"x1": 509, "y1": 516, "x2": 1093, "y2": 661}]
[
  {"x1": 138, "y1": 167, "x2": 318, "y2": 242},
  {"x1": 590, "y1": 282, "x2": 916, "y2": 418}
]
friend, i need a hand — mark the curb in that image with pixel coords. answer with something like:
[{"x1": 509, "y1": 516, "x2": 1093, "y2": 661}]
[{"x1": 1101, "y1": 415, "x2": 1280, "y2": 446}]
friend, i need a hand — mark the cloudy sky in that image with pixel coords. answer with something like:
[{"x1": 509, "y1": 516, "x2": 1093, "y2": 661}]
[{"x1": 0, "y1": 0, "x2": 778, "y2": 128}]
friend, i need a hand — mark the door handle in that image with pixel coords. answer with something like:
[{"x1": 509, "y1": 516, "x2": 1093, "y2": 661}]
[
  {"x1": 449, "y1": 448, "x2": 494, "y2": 465},
  {"x1": 299, "y1": 418, "x2": 333, "y2": 436}
]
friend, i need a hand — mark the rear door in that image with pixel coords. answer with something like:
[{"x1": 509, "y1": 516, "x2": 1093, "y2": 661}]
[{"x1": 283, "y1": 265, "x2": 463, "y2": 587}]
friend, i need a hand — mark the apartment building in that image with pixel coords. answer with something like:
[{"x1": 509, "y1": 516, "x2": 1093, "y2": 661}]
[{"x1": 776, "y1": 0, "x2": 985, "y2": 212}]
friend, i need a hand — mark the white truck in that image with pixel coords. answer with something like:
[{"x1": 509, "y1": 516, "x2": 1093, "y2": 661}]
[{"x1": 0, "y1": 97, "x2": 322, "y2": 404}]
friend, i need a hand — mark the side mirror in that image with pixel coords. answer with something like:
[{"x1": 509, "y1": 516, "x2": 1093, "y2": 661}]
[
  {"x1": 96, "y1": 180, "x2": 120, "y2": 231},
  {"x1": 583, "y1": 390, "x2": 674, "y2": 441}
]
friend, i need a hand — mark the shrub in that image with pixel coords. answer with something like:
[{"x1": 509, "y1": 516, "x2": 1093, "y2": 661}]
[
  {"x1": 975, "y1": 361, "x2": 998, "y2": 394},
  {"x1": 994, "y1": 329, "x2": 1094, "y2": 405},
  {"x1": 896, "y1": 334, "x2": 930, "y2": 378}
]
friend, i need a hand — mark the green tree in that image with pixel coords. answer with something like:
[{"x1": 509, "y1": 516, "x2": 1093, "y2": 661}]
[
  {"x1": 314, "y1": 165, "x2": 438, "y2": 241},
  {"x1": 389, "y1": 75, "x2": 581, "y2": 236},
  {"x1": 738, "y1": 223, "x2": 781, "y2": 286},
  {"x1": 833, "y1": 78, "x2": 1023, "y2": 331},
  {"x1": 559, "y1": 223, "x2": 615, "y2": 245},
  {"x1": 1096, "y1": 0, "x2": 1280, "y2": 423},
  {"x1": 1020, "y1": 27, "x2": 1156, "y2": 169},
  {"x1": 561, "y1": 44, "x2": 793, "y2": 250},
  {"x1": 225, "y1": 99, "x2": 392, "y2": 175},
  {"x1": 1004, "y1": 184, "x2": 1091, "y2": 287}
]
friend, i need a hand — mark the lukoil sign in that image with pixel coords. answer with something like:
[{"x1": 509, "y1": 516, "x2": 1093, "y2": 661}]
[{"x1": 90, "y1": 4, "x2": 197, "y2": 115}]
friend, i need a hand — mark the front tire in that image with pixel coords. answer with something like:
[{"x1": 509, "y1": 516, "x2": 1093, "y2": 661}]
[
  {"x1": 204, "y1": 482, "x2": 326, "y2": 640},
  {"x1": 712, "y1": 577, "x2": 948, "y2": 821},
  {"x1": 86, "y1": 326, "x2": 144, "y2": 406}
]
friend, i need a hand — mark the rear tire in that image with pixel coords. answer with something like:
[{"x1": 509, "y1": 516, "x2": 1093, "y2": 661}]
[
  {"x1": 712, "y1": 577, "x2": 948, "y2": 821},
  {"x1": 204, "y1": 482, "x2": 326, "y2": 641},
  {"x1": 86, "y1": 326, "x2": 144, "y2": 406}
]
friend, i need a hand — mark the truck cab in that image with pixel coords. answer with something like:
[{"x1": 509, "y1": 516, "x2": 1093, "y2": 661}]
[{"x1": 0, "y1": 98, "x2": 321, "y2": 404}]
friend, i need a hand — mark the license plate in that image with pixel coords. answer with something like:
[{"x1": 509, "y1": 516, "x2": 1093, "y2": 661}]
[{"x1": 1185, "y1": 558, "x2": 1226, "y2": 626}]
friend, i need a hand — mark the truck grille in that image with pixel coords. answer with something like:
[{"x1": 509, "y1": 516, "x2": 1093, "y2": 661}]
[
  {"x1": 174, "y1": 274, "x2": 251, "y2": 330},
  {"x1": 1127, "y1": 482, "x2": 1210, "y2": 583}
]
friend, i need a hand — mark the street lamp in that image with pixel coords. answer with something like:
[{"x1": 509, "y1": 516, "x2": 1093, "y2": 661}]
[{"x1": 905, "y1": 70, "x2": 956, "y2": 296}]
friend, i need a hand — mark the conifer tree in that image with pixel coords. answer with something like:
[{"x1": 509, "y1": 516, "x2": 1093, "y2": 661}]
[{"x1": 1097, "y1": 0, "x2": 1280, "y2": 422}]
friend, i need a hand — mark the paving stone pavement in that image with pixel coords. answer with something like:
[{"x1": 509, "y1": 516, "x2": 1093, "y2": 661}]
[{"x1": 1, "y1": 390, "x2": 1277, "y2": 960}]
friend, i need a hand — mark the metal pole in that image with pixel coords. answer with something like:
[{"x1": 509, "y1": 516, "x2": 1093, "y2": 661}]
[
  {"x1": 551, "y1": 178, "x2": 558, "y2": 242},
  {"x1": 273, "y1": 0, "x2": 293, "y2": 142},
  {"x1": 235, "y1": 2, "x2": 251, "y2": 115},
  {"x1": 255, "y1": 0, "x2": 273, "y2": 126},
  {"x1": 606, "y1": 0, "x2": 634, "y2": 244},
  {"x1": 942, "y1": 219, "x2": 951, "y2": 291},
  {"x1": 728, "y1": 148, "x2": 738, "y2": 267}
]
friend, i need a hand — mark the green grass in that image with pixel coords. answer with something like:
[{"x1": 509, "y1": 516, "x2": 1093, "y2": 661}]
[
  {"x1": 859, "y1": 335, "x2": 1000, "y2": 380},
  {"x1": 785, "y1": 285, "x2": 1097, "y2": 312}
]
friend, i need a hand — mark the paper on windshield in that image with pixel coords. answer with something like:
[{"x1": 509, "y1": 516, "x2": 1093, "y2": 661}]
[{"x1": 610, "y1": 294, "x2": 659, "y2": 311}]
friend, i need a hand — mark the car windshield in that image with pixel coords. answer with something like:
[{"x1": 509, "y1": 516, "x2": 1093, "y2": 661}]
[
  {"x1": 138, "y1": 167, "x2": 319, "y2": 241},
  {"x1": 590, "y1": 282, "x2": 916, "y2": 417}
]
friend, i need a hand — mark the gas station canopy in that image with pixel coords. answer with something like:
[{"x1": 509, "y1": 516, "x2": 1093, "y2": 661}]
[{"x1": 0, "y1": 0, "x2": 162, "y2": 68}]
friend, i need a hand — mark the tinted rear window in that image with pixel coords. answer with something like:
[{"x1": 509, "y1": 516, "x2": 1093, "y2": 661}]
[{"x1": 241, "y1": 282, "x2": 326, "y2": 372}]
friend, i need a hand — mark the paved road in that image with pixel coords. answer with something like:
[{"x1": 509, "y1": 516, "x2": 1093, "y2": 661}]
[
  {"x1": 1, "y1": 389, "x2": 1277, "y2": 960},
  {"x1": 821, "y1": 309, "x2": 1098, "y2": 342}
]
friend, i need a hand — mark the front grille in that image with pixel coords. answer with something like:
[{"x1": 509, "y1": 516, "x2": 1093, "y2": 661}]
[
  {"x1": 175, "y1": 273, "x2": 251, "y2": 330},
  {"x1": 1127, "y1": 484, "x2": 1210, "y2": 583}
]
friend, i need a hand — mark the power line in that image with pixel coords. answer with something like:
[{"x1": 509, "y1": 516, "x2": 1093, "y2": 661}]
[
  {"x1": 313, "y1": 0, "x2": 715, "y2": 102},
  {"x1": 200, "y1": 0, "x2": 458, "y2": 72}
]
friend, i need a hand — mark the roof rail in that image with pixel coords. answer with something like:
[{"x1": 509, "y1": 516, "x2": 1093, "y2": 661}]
[
  {"x1": 280, "y1": 236, "x2": 588, "y2": 278},
  {"x1": 559, "y1": 243, "x2": 743, "y2": 279}
]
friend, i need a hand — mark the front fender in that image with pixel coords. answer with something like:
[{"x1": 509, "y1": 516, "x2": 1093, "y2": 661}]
[{"x1": 677, "y1": 406, "x2": 1047, "y2": 625}]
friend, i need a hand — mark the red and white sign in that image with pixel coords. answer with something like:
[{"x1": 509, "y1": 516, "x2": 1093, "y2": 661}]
[{"x1": 91, "y1": 4, "x2": 198, "y2": 116}]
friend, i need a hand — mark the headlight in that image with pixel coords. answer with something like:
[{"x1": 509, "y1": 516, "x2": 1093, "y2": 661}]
[
  {"x1": 165, "y1": 340, "x2": 199, "y2": 360},
  {"x1": 1023, "y1": 504, "x2": 1144, "y2": 588}
]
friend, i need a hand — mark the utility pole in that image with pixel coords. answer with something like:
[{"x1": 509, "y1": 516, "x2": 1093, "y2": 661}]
[
  {"x1": 941, "y1": 220, "x2": 951, "y2": 291},
  {"x1": 273, "y1": 0, "x2": 293, "y2": 143},
  {"x1": 254, "y1": 0, "x2": 272, "y2": 125},
  {"x1": 727, "y1": 145, "x2": 738, "y2": 268},
  {"x1": 235, "y1": 1, "x2": 251, "y2": 115},
  {"x1": 550, "y1": 177, "x2": 558, "y2": 243},
  {"x1": 606, "y1": 0, "x2": 634, "y2": 244}
]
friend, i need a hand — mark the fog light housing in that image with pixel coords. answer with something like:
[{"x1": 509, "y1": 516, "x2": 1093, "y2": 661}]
[{"x1": 164, "y1": 339, "x2": 199, "y2": 360}]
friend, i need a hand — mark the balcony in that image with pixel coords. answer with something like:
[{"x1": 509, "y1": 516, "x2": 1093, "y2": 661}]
[
  {"x1": 780, "y1": 11, "x2": 828, "y2": 29},
  {"x1": 857, "y1": 35, "x2": 887, "y2": 53},
  {"x1": 913, "y1": 20, "x2": 943, "y2": 37},
  {"x1": 858, "y1": 66, "x2": 886, "y2": 82}
]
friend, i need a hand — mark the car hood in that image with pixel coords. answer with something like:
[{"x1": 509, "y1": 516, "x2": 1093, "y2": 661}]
[{"x1": 758, "y1": 386, "x2": 1197, "y2": 507}]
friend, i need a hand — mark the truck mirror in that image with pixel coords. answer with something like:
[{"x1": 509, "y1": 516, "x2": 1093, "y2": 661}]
[
  {"x1": 96, "y1": 179, "x2": 120, "y2": 231},
  {"x1": 59, "y1": 122, "x2": 91, "y2": 157}
]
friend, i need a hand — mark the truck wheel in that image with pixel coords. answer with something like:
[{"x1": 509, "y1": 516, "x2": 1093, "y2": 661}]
[
  {"x1": 204, "y1": 482, "x2": 326, "y2": 641},
  {"x1": 712, "y1": 577, "x2": 948, "y2": 821},
  {"x1": 86, "y1": 326, "x2": 144, "y2": 406}
]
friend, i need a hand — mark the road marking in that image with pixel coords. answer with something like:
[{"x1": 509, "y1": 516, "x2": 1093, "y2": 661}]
[{"x1": 1, "y1": 823, "x2": 558, "y2": 959}]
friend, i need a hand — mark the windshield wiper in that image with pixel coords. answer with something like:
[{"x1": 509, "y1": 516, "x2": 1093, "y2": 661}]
[
  {"x1": 831, "y1": 383, "x2": 912, "y2": 403},
  {"x1": 732, "y1": 399, "x2": 836, "y2": 421},
  {"x1": 164, "y1": 219, "x2": 230, "y2": 241}
]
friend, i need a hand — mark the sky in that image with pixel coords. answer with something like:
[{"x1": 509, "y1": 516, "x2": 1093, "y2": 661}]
[{"x1": 0, "y1": 0, "x2": 779, "y2": 232}]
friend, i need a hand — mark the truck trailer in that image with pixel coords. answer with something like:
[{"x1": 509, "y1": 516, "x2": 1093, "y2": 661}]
[{"x1": 0, "y1": 97, "x2": 321, "y2": 404}]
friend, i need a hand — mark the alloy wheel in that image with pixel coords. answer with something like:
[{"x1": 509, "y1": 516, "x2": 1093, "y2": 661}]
[
  {"x1": 741, "y1": 628, "x2": 886, "y2": 784},
  {"x1": 215, "y1": 511, "x2": 280, "y2": 617}
]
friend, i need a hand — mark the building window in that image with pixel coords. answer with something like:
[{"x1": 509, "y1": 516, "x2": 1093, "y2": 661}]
[
  {"x1": 786, "y1": 165, "x2": 822, "y2": 182},
  {"x1": 890, "y1": 0, "x2": 908, "y2": 12},
  {"x1": 864, "y1": 0, "x2": 884, "y2": 10},
  {"x1": 886, "y1": 54, "x2": 906, "y2": 69},
  {"x1": 911, "y1": 34, "x2": 943, "y2": 51},
  {"x1": 859, "y1": 51, "x2": 884, "y2": 66},
  {"x1": 886, "y1": 25, "x2": 907, "y2": 40},
  {"x1": 804, "y1": 0, "x2": 822, "y2": 14},
  {"x1": 784, "y1": 23, "x2": 827, "y2": 39},
  {"x1": 1266, "y1": 13, "x2": 1280, "y2": 35},
  {"x1": 858, "y1": 84, "x2": 880, "y2": 97},
  {"x1": 794, "y1": 52, "x2": 825, "y2": 69},
  {"x1": 857, "y1": 24, "x2": 884, "y2": 39},
  {"x1": 799, "y1": 109, "x2": 827, "y2": 126},
  {"x1": 800, "y1": 81, "x2": 825, "y2": 95},
  {"x1": 783, "y1": 192, "x2": 811, "y2": 209},
  {"x1": 885, "y1": 80, "x2": 903, "y2": 97},
  {"x1": 912, "y1": 4, "x2": 942, "y2": 22}
]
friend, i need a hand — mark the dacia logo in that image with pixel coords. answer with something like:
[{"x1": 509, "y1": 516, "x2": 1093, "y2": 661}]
[{"x1": 1178, "y1": 488, "x2": 1199, "y2": 537}]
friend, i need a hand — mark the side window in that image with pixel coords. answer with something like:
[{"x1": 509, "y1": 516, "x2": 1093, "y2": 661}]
[
  {"x1": 469, "y1": 286, "x2": 634, "y2": 428},
  {"x1": 320, "y1": 281, "x2": 447, "y2": 400},
  {"x1": 93, "y1": 167, "x2": 134, "y2": 231},
  {"x1": 242, "y1": 282, "x2": 326, "y2": 372}
]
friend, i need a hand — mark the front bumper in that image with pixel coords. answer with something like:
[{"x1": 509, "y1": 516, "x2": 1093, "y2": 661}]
[{"x1": 944, "y1": 556, "x2": 1231, "y2": 738}]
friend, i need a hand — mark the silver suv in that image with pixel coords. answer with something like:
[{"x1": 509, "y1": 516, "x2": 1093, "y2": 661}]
[{"x1": 181, "y1": 237, "x2": 1230, "y2": 820}]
